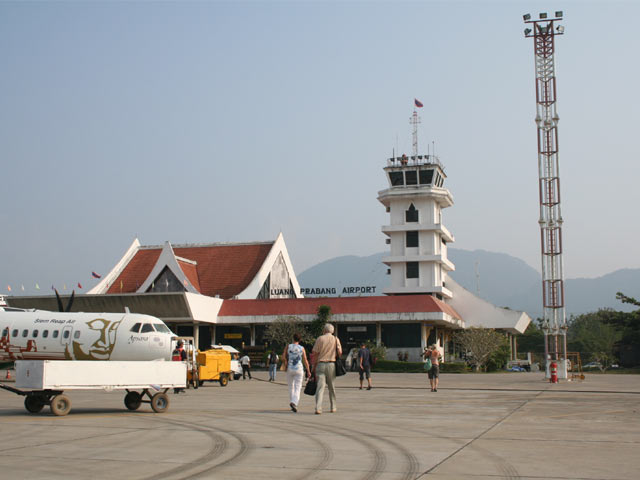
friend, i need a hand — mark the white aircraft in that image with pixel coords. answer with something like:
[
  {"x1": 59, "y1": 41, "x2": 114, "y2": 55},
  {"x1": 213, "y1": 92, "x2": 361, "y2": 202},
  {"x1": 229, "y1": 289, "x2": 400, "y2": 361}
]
[{"x1": 0, "y1": 307, "x2": 176, "y2": 362}]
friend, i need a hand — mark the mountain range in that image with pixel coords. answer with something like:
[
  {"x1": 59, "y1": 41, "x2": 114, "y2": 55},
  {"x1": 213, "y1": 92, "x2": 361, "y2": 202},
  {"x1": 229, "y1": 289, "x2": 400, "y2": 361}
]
[{"x1": 297, "y1": 249, "x2": 640, "y2": 318}]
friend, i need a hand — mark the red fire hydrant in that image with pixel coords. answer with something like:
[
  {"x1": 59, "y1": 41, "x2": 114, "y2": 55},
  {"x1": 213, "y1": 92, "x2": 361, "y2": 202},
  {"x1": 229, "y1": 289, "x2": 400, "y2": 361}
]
[{"x1": 550, "y1": 361, "x2": 558, "y2": 384}]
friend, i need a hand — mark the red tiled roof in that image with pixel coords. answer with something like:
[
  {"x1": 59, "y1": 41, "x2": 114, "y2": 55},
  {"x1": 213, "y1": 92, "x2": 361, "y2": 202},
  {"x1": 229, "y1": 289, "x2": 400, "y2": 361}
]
[
  {"x1": 107, "y1": 249, "x2": 161, "y2": 294},
  {"x1": 178, "y1": 260, "x2": 201, "y2": 293},
  {"x1": 219, "y1": 295, "x2": 461, "y2": 320},
  {"x1": 107, "y1": 243, "x2": 274, "y2": 298}
]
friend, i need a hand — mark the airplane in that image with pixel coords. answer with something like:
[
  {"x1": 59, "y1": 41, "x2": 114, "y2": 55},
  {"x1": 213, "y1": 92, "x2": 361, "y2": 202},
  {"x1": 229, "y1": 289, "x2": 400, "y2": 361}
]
[{"x1": 0, "y1": 301, "x2": 176, "y2": 362}]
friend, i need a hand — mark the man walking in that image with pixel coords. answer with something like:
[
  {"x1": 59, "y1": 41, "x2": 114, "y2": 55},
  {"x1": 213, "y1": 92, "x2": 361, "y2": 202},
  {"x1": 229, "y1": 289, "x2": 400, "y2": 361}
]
[
  {"x1": 239, "y1": 352, "x2": 252, "y2": 380},
  {"x1": 358, "y1": 342, "x2": 372, "y2": 390},
  {"x1": 424, "y1": 344, "x2": 442, "y2": 392},
  {"x1": 312, "y1": 323, "x2": 342, "y2": 414},
  {"x1": 172, "y1": 340, "x2": 187, "y2": 394},
  {"x1": 267, "y1": 350, "x2": 279, "y2": 382}
]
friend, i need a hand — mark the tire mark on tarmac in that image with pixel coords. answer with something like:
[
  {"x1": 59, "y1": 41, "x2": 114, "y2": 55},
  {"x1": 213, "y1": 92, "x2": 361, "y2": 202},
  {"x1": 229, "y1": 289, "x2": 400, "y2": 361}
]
[
  {"x1": 415, "y1": 388, "x2": 550, "y2": 479},
  {"x1": 296, "y1": 419, "x2": 388, "y2": 480},
  {"x1": 137, "y1": 415, "x2": 248, "y2": 480},
  {"x1": 196, "y1": 412, "x2": 334, "y2": 480},
  {"x1": 139, "y1": 412, "x2": 335, "y2": 480},
  {"x1": 340, "y1": 424, "x2": 420, "y2": 480}
]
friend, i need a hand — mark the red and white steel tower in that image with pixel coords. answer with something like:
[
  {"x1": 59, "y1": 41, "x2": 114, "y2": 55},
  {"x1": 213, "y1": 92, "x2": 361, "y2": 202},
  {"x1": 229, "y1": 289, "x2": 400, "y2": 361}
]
[{"x1": 523, "y1": 11, "x2": 568, "y2": 379}]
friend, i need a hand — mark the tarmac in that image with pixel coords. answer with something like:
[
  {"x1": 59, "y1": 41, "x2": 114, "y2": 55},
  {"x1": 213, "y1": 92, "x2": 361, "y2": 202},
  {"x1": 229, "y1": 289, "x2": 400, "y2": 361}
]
[{"x1": 1, "y1": 370, "x2": 639, "y2": 480}]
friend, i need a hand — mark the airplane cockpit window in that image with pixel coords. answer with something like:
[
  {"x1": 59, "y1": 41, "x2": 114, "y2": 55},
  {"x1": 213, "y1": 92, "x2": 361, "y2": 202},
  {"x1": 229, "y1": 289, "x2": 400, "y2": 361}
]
[
  {"x1": 130, "y1": 323, "x2": 141, "y2": 333},
  {"x1": 74, "y1": 331, "x2": 81, "y2": 339},
  {"x1": 140, "y1": 323, "x2": 155, "y2": 333},
  {"x1": 12, "y1": 329, "x2": 18, "y2": 337},
  {"x1": 22, "y1": 329, "x2": 28, "y2": 338},
  {"x1": 43, "y1": 330, "x2": 49, "y2": 338},
  {"x1": 1, "y1": 328, "x2": 8, "y2": 337},
  {"x1": 52, "y1": 330, "x2": 59, "y2": 338},
  {"x1": 32, "y1": 330, "x2": 39, "y2": 338},
  {"x1": 154, "y1": 324, "x2": 171, "y2": 333},
  {"x1": 63, "y1": 330, "x2": 70, "y2": 339}
]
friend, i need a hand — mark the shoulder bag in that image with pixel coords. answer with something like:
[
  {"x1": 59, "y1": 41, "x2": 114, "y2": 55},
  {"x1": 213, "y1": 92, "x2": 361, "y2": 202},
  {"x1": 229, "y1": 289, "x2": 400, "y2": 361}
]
[
  {"x1": 335, "y1": 337, "x2": 346, "y2": 377},
  {"x1": 304, "y1": 376, "x2": 317, "y2": 396},
  {"x1": 424, "y1": 357, "x2": 432, "y2": 371}
]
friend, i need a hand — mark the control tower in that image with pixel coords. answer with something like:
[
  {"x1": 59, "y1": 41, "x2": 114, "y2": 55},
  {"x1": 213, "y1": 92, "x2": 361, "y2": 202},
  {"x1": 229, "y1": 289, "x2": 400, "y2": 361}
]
[{"x1": 377, "y1": 107, "x2": 455, "y2": 298}]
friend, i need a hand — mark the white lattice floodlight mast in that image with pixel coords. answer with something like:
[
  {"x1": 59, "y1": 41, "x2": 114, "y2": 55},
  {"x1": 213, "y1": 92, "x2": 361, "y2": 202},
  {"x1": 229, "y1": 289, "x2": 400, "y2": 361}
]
[{"x1": 524, "y1": 11, "x2": 568, "y2": 379}]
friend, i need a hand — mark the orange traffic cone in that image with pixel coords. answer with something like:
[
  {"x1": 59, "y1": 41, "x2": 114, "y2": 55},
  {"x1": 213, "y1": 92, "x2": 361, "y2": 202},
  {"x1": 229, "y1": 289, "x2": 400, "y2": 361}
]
[{"x1": 5, "y1": 370, "x2": 11, "y2": 380}]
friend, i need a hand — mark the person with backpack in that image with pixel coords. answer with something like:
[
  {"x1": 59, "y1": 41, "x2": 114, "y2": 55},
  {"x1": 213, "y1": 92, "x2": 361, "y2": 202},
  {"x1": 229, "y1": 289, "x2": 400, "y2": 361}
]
[{"x1": 268, "y1": 349, "x2": 279, "y2": 382}]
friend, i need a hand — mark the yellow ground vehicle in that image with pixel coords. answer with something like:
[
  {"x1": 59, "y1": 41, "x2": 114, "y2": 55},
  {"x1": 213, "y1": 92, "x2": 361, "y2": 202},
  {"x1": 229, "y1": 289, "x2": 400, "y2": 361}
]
[{"x1": 193, "y1": 349, "x2": 234, "y2": 387}]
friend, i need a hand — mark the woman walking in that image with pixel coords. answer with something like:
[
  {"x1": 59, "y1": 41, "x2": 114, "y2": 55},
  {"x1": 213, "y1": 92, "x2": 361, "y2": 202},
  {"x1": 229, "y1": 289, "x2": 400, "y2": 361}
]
[{"x1": 282, "y1": 333, "x2": 311, "y2": 413}]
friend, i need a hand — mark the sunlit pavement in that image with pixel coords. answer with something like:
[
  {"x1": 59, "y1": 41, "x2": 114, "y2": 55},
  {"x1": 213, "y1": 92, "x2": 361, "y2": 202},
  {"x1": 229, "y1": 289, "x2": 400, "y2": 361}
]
[{"x1": 1, "y1": 371, "x2": 638, "y2": 479}]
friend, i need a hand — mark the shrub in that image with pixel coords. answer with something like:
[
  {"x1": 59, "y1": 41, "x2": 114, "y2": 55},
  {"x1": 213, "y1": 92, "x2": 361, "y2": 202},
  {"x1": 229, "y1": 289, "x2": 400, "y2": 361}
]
[
  {"x1": 440, "y1": 362, "x2": 470, "y2": 373},
  {"x1": 372, "y1": 360, "x2": 425, "y2": 373}
]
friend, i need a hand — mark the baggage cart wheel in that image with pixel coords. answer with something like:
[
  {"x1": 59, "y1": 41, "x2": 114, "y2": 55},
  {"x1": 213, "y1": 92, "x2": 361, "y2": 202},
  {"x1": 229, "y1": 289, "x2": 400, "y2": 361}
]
[
  {"x1": 150, "y1": 392, "x2": 169, "y2": 413},
  {"x1": 192, "y1": 371, "x2": 199, "y2": 389},
  {"x1": 50, "y1": 394, "x2": 72, "y2": 416},
  {"x1": 219, "y1": 373, "x2": 229, "y2": 387},
  {"x1": 24, "y1": 395, "x2": 46, "y2": 414},
  {"x1": 124, "y1": 391, "x2": 142, "y2": 411}
]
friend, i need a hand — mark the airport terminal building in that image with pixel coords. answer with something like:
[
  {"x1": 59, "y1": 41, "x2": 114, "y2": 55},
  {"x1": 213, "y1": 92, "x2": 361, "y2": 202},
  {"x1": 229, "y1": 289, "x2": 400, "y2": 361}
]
[{"x1": 9, "y1": 119, "x2": 530, "y2": 361}]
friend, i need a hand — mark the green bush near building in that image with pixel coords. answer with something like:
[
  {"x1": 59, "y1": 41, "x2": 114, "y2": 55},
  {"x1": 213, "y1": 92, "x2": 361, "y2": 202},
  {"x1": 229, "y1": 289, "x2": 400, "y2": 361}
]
[
  {"x1": 372, "y1": 360, "x2": 471, "y2": 373},
  {"x1": 372, "y1": 360, "x2": 425, "y2": 373},
  {"x1": 440, "y1": 362, "x2": 471, "y2": 373}
]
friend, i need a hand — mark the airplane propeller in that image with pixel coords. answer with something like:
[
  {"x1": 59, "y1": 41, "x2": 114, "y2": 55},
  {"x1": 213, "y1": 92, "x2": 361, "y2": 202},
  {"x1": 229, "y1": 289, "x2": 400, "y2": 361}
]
[{"x1": 54, "y1": 289, "x2": 75, "y2": 312}]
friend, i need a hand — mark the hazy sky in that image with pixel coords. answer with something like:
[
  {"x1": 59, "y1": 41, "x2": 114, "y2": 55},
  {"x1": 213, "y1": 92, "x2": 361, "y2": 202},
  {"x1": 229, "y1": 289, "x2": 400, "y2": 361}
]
[{"x1": 2, "y1": 0, "x2": 639, "y2": 296}]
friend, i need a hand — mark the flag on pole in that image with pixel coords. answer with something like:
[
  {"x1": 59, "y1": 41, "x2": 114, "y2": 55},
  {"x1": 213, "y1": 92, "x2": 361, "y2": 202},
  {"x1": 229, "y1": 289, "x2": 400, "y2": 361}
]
[
  {"x1": 6, "y1": 285, "x2": 11, "y2": 292},
  {"x1": 21, "y1": 285, "x2": 25, "y2": 291},
  {"x1": 63, "y1": 284, "x2": 67, "y2": 291},
  {"x1": 92, "y1": 271, "x2": 102, "y2": 279},
  {"x1": 35, "y1": 283, "x2": 40, "y2": 290},
  {"x1": 414, "y1": 98, "x2": 423, "y2": 108},
  {"x1": 78, "y1": 282, "x2": 83, "y2": 289}
]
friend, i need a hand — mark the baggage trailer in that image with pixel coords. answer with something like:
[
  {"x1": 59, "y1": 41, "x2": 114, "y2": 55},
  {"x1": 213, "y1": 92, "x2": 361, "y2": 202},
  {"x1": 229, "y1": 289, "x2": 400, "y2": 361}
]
[
  {"x1": 195, "y1": 349, "x2": 234, "y2": 386},
  {"x1": 0, "y1": 360, "x2": 186, "y2": 416}
]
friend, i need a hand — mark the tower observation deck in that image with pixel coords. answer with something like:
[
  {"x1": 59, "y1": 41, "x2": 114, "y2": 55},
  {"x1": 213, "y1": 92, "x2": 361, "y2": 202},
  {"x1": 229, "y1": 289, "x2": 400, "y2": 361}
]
[{"x1": 377, "y1": 108, "x2": 455, "y2": 298}]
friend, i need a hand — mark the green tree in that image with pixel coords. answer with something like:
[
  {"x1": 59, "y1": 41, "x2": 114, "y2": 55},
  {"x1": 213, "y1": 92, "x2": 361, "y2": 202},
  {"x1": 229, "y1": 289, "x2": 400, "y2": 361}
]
[
  {"x1": 454, "y1": 327, "x2": 507, "y2": 372},
  {"x1": 567, "y1": 310, "x2": 621, "y2": 370},
  {"x1": 309, "y1": 305, "x2": 332, "y2": 338},
  {"x1": 364, "y1": 340, "x2": 387, "y2": 363},
  {"x1": 263, "y1": 316, "x2": 314, "y2": 351},
  {"x1": 517, "y1": 320, "x2": 545, "y2": 358}
]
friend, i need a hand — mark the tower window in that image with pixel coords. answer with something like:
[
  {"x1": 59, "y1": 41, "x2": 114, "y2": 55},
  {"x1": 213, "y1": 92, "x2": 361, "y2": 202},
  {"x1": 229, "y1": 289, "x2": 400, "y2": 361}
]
[
  {"x1": 405, "y1": 170, "x2": 418, "y2": 185},
  {"x1": 419, "y1": 169, "x2": 434, "y2": 185},
  {"x1": 389, "y1": 172, "x2": 404, "y2": 186},
  {"x1": 405, "y1": 204, "x2": 418, "y2": 222},
  {"x1": 406, "y1": 231, "x2": 418, "y2": 248},
  {"x1": 406, "y1": 262, "x2": 419, "y2": 279}
]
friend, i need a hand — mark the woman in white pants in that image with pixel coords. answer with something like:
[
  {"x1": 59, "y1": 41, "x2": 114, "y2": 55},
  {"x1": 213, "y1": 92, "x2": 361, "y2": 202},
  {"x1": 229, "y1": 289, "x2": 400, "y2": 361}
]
[{"x1": 282, "y1": 332, "x2": 311, "y2": 413}]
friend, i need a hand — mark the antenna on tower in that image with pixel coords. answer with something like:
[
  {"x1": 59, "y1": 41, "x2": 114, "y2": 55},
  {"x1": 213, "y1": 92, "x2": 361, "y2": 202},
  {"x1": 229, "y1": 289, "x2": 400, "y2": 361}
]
[{"x1": 412, "y1": 98, "x2": 423, "y2": 160}]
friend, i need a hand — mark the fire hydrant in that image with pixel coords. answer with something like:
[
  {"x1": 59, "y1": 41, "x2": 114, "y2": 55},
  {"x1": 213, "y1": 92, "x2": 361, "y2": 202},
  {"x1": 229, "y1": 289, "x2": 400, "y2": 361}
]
[{"x1": 550, "y1": 361, "x2": 558, "y2": 383}]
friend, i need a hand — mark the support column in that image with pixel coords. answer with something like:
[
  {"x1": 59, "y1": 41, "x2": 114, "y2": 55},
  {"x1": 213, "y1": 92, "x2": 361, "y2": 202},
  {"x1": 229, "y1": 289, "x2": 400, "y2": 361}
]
[
  {"x1": 193, "y1": 322, "x2": 200, "y2": 350},
  {"x1": 250, "y1": 324, "x2": 255, "y2": 346},
  {"x1": 509, "y1": 334, "x2": 514, "y2": 361},
  {"x1": 376, "y1": 322, "x2": 382, "y2": 347}
]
